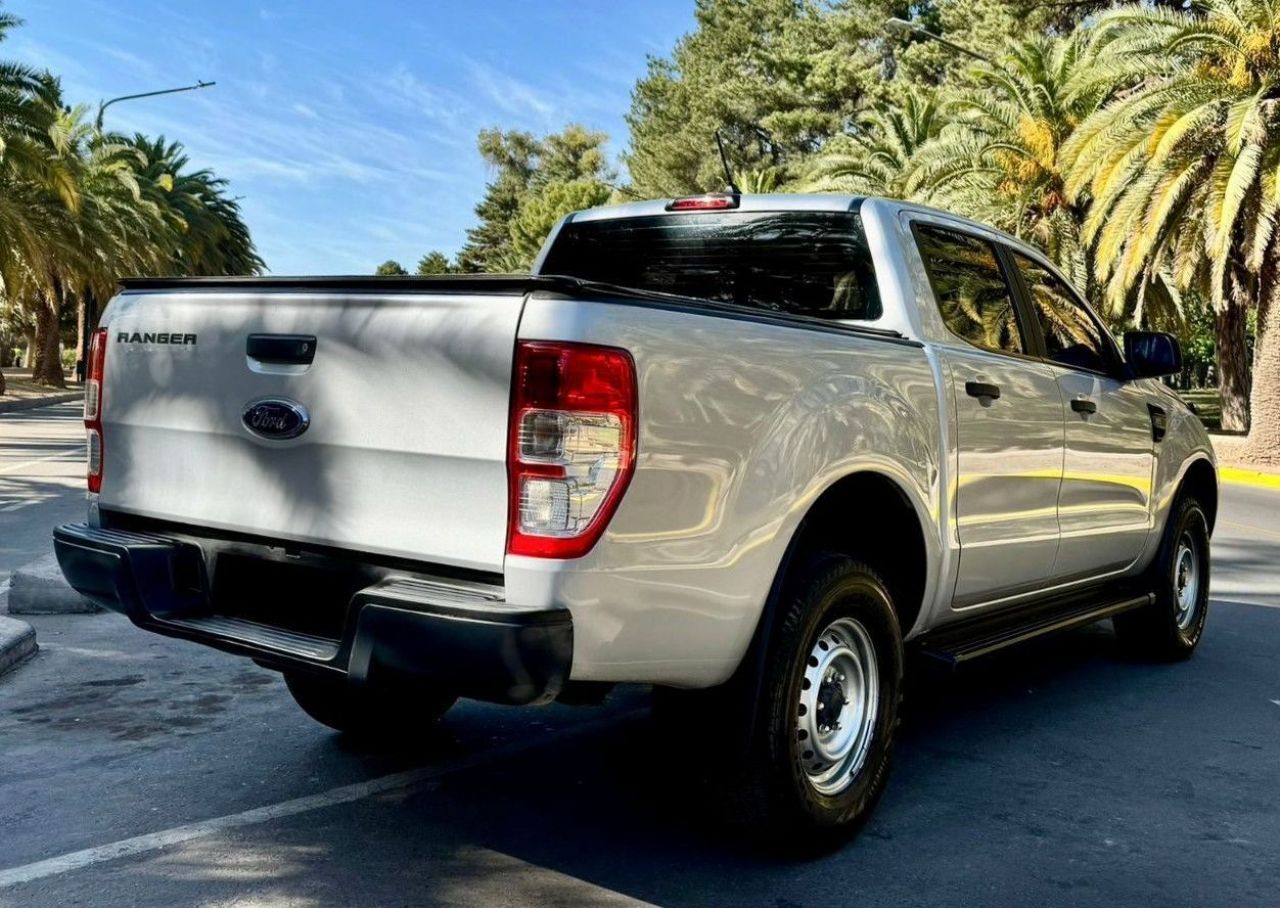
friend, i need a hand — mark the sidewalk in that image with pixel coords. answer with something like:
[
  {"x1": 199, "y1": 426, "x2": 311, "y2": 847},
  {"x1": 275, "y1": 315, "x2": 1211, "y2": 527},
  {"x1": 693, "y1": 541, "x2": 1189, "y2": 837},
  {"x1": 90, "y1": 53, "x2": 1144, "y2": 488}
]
[
  {"x1": 0, "y1": 368, "x2": 82, "y2": 414},
  {"x1": 1210, "y1": 434, "x2": 1280, "y2": 490}
]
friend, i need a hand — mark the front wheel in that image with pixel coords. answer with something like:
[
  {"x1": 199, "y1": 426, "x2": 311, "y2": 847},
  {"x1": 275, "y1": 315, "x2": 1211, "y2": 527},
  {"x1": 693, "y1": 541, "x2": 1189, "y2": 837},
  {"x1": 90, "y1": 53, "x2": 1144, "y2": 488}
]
[
  {"x1": 1114, "y1": 495, "x2": 1211, "y2": 660},
  {"x1": 733, "y1": 556, "x2": 903, "y2": 847}
]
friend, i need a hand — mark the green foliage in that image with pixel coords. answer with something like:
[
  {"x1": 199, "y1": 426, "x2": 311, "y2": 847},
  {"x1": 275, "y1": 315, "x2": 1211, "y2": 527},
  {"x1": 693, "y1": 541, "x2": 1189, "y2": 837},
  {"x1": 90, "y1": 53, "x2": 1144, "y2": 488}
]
[
  {"x1": 1061, "y1": 0, "x2": 1280, "y2": 320},
  {"x1": 508, "y1": 178, "x2": 612, "y2": 270},
  {"x1": 0, "y1": 8, "x2": 261, "y2": 389},
  {"x1": 415, "y1": 251, "x2": 455, "y2": 275},
  {"x1": 456, "y1": 124, "x2": 614, "y2": 273},
  {"x1": 625, "y1": 0, "x2": 891, "y2": 197},
  {"x1": 374, "y1": 260, "x2": 408, "y2": 276}
]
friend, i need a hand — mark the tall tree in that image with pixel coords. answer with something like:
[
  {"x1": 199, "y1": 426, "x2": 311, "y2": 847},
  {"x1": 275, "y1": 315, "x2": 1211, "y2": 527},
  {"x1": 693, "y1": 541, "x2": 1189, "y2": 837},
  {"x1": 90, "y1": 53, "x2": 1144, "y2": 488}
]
[
  {"x1": 802, "y1": 88, "x2": 942, "y2": 197},
  {"x1": 1062, "y1": 0, "x2": 1280, "y2": 437},
  {"x1": 908, "y1": 34, "x2": 1111, "y2": 294},
  {"x1": 0, "y1": 10, "x2": 262, "y2": 391},
  {"x1": 375, "y1": 260, "x2": 408, "y2": 276},
  {"x1": 416, "y1": 251, "x2": 455, "y2": 275},
  {"x1": 624, "y1": 0, "x2": 890, "y2": 197},
  {"x1": 455, "y1": 124, "x2": 613, "y2": 273}
]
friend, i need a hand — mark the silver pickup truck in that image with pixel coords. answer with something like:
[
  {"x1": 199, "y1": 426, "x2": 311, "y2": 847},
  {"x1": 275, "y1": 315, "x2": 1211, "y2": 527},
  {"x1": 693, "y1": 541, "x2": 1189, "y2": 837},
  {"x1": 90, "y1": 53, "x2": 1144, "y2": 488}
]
[{"x1": 54, "y1": 194, "x2": 1215, "y2": 844}]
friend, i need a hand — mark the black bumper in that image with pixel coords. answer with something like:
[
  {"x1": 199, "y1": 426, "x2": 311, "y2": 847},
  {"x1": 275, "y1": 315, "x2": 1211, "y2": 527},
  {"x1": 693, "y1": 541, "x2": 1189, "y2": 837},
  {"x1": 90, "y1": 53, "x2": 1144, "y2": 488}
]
[{"x1": 52, "y1": 523, "x2": 572, "y2": 705}]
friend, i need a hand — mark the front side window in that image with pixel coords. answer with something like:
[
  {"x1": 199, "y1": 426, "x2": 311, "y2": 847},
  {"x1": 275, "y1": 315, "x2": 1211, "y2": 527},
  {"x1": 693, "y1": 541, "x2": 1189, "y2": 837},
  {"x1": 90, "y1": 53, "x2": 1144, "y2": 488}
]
[
  {"x1": 539, "y1": 210, "x2": 882, "y2": 321},
  {"x1": 1015, "y1": 254, "x2": 1112, "y2": 374},
  {"x1": 915, "y1": 225, "x2": 1024, "y2": 355}
]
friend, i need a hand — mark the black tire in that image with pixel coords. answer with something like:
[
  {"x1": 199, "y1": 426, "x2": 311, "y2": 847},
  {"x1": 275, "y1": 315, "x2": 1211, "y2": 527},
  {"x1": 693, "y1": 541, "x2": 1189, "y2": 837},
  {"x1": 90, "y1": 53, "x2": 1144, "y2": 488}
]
[
  {"x1": 1114, "y1": 495, "x2": 1211, "y2": 661},
  {"x1": 732, "y1": 555, "x2": 904, "y2": 849},
  {"x1": 284, "y1": 671, "x2": 456, "y2": 739}
]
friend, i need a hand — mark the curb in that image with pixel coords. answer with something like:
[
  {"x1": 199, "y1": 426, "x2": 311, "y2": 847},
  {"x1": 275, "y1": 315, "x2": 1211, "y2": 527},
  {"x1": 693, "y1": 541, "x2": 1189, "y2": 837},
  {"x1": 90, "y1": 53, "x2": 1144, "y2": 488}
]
[
  {"x1": 6, "y1": 553, "x2": 99, "y2": 615},
  {"x1": 0, "y1": 615, "x2": 37, "y2": 678},
  {"x1": 1219, "y1": 466, "x2": 1280, "y2": 492},
  {"x1": 0, "y1": 392, "x2": 81, "y2": 415}
]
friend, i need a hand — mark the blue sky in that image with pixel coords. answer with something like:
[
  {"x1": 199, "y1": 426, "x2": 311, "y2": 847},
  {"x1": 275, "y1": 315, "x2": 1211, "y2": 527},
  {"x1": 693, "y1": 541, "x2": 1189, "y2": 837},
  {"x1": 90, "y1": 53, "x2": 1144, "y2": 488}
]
[{"x1": 6, "y1": 1, "x2": 695, "y2": 274}]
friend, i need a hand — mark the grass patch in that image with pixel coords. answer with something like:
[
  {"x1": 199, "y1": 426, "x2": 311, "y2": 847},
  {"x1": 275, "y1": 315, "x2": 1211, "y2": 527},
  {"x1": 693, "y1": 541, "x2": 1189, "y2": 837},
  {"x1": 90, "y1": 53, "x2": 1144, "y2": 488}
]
[{"x1": 1178, "y1": 388, "x2": 1221, "y2": 431}]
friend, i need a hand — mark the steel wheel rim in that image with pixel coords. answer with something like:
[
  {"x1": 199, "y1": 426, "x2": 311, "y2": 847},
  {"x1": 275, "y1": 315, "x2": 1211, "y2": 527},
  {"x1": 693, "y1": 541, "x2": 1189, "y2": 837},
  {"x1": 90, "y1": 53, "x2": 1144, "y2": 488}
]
[
  {"x1": 1173, "y1": 531, "x2": 1201, "y2": 631},
  {"x1": 796, "y1": 616, "x2": 879, "y2": 796}
]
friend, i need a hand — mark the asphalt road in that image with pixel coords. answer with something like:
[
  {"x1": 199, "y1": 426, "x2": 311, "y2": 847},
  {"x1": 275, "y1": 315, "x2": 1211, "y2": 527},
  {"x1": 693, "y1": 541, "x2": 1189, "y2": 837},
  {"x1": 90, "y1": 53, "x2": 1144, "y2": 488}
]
[
  {"x1": 0, "y1": 400, "x2": 85, "y2": 588},
  {"x1": 1, "y1": 400, "x2": 1277, "y2": 907}
]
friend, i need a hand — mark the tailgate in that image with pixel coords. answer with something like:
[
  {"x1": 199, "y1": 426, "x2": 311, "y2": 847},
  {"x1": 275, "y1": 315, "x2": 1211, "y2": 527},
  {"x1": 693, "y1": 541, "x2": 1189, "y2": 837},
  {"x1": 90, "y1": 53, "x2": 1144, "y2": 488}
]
[{"x1": 98, "y1": 288, "x2": 524, "y2": 572}]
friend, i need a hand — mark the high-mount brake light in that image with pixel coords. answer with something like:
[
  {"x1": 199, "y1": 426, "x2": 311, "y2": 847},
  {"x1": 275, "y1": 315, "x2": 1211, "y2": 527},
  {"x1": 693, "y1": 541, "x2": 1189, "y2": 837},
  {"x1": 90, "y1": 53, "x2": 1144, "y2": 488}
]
[
  {"x1": 666, "y1": 194, "x2": 739, "y2": 211},
  {"x1": 507, "y1": 341, "x2": 637, "y2": 559},
  {"x1": 85, "y1": 327, "x2": 108, "y2": 493}
]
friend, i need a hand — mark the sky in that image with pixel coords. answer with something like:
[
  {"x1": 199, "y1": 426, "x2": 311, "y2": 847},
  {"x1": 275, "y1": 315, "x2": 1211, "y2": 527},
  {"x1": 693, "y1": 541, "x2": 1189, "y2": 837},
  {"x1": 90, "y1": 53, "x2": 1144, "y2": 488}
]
[{"x1": 6, "y1": 0, "x2": 696, "y2": 274}]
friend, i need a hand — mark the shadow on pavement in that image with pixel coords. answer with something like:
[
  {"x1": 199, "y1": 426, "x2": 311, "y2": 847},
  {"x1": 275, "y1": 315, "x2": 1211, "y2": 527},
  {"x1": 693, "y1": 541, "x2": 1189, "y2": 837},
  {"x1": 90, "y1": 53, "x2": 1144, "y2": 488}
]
[{"x1": 19, "y1": 600, "x2": 1277, "y2": 908}]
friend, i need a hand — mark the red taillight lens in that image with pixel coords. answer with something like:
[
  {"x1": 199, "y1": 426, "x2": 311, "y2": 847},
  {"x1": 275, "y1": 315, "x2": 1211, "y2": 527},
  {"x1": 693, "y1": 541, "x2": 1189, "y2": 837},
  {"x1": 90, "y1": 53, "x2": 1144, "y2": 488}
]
[
  {"x1": 507, "y1": 341, "x2": 637, "y2": 559},
  {"x1": 667, "y1": 194, "x2": 738, "y2": 211},
  {"x1": 85, "y1": 327, "x2": 107, "y2": 492}
]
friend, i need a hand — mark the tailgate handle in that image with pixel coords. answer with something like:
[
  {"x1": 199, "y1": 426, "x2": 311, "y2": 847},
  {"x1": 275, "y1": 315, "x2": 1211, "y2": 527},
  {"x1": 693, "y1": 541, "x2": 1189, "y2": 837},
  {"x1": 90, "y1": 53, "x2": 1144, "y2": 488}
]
[{"x1": 247, "y1": 334, "x2": 316, "y2": 365}]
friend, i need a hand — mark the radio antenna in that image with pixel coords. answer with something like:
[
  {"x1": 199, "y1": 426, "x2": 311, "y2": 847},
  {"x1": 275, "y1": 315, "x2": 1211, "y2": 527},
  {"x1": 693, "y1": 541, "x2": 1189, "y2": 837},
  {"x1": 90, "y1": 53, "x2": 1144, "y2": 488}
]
[{"x1": 714, "y1": 130, "x2": 742, "y2": 195}]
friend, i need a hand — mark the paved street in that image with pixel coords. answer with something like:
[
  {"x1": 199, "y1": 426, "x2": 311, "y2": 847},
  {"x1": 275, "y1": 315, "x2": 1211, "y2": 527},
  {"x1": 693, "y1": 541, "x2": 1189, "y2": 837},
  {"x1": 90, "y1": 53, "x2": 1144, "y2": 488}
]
[
  {"x1": 0, "y1": 401, "x2": 85, "y2": 590},
  {"x1": 1, "y1": 400, "x2": 1277, "y2": 907}
]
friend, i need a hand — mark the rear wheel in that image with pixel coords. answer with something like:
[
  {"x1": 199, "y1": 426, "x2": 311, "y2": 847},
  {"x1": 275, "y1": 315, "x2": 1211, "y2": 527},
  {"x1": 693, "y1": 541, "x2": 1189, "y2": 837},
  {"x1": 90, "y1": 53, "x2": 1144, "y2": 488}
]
[
  {"x1": 732, "y1": 556, "x2": 903, "y2": 848},
  {"x1": 1114, "y1": 495, "x2": 1211, "y2": 660},
  {"x1": 284, "y1": 671, "x2": 456, "y2": 739}
]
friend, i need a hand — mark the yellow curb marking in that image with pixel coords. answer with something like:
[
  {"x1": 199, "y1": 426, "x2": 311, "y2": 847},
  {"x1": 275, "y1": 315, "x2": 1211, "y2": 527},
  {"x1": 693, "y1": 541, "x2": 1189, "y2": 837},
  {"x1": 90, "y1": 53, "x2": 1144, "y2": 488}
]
[{"x1": 1219, "y1": 467, "x2": 1280, "y2": 491}]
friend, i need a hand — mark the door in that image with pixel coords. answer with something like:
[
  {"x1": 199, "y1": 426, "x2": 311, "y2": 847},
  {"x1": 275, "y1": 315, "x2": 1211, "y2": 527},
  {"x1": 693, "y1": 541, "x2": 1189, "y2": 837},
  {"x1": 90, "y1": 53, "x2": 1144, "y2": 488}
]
[
  {"x1": 913, "y1": 225, "x2": 1066, "y2": 607},
  {"x1": 1010, "y1": 253, "x2": 1155, "y2": 580}
]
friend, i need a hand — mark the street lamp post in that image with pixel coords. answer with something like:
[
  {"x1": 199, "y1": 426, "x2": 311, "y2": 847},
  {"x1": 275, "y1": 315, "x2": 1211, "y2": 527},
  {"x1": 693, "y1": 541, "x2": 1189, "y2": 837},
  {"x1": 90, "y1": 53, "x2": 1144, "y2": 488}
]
[
  {"x1": 95, "y1": 80, "x2": 215, "y2": 131},
  {"x1": 81, "y1": 80, "x2": 216, "y2": 373},
  {"x1": 884, "y1": 17, "x2": 993, "y2": 65}
]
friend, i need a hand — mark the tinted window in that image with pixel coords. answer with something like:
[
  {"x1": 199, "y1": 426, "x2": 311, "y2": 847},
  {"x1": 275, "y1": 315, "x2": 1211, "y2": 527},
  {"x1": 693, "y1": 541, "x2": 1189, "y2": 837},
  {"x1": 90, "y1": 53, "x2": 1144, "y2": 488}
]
[
  {"x1": 916, "y1": 225, "x2": 1024, "y2": 355},
  {"x1": 1015, "y1": 254, "x2": 1111, "y2": 374},
  {"x1": 539, "y1": 211, "x2": 881, "y2": 320}
]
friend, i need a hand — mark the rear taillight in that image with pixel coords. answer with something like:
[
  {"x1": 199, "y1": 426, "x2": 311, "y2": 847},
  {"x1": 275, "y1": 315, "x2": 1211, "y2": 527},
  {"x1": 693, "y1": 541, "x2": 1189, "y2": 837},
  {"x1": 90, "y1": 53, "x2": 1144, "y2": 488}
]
[
  {"x1": 507, "y1": 341, "x2": 637, "y2": 559},
  {"x1": 85, "y1": 328, "x2": 107, "y2": 492}
]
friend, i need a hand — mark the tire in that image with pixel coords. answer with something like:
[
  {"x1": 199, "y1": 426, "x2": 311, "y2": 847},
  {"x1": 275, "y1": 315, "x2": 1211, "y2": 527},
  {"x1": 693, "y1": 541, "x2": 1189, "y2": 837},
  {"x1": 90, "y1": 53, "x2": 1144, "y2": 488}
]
[
  {"x1": 284, "y1": 671, "x2": 456, "y2": 739},
  {"x1": 1114, "y1": 495, "x2": 1211, "y2": 661},
  {"x1": 732, "y1": 555, "x2": 904, "y2": 849}
]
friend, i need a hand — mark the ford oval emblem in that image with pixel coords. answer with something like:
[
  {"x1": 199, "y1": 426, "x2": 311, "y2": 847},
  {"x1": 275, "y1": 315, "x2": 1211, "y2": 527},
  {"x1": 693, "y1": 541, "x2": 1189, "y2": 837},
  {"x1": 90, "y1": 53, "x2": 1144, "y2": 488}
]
[{"x1": 242, "y1": 398, "x2": 310, "y2": 440}]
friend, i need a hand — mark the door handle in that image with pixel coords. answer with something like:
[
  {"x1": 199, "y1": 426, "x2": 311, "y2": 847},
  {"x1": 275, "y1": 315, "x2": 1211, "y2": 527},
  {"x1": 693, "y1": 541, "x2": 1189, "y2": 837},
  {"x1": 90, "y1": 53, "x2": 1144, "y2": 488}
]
[
  {"x1": 1070, "y1": 397, "x2": 1097, "y2": 414},
  {"x1": 965, "y1": 381, "x2": 1001, "y2": 400},
  {"x1": 246, "y1": 334, "x2": 317, "y2": 365}
]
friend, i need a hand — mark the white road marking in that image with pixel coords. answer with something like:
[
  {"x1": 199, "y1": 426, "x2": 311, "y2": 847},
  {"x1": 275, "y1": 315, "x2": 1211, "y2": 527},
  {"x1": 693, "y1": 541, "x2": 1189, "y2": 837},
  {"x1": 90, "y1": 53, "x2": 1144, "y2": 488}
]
[
  {"x1": 1271, "y1": 700, "x2": 1280, "y2": 708},
  {"x1": 0, "y1": 449, "x2": 83, "y2": 476},
  {"x1": 0, "y1": 709, "x2": 639, "y2": 889}
]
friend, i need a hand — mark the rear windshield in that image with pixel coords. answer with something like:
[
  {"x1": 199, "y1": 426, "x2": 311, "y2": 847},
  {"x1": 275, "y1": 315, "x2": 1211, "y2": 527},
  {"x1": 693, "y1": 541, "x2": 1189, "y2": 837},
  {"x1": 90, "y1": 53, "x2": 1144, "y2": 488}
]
[{"x1": 539, "y1": 210, "x2": 882, "y2": 321}]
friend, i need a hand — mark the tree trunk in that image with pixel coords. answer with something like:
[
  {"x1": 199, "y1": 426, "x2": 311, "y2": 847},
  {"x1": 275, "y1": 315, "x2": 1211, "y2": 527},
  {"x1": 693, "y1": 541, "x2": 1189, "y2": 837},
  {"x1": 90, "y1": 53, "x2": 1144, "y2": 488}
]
[
  {"x1": 34, "y1": 292, "x2": 66, "y2": 388},
  {"x1": 1215, "y1": 302, "x2": 1251, "y2": 433},
  {"x1": 32, "y1": 302, "x2": 50, "y2": 379},
  {"x1": 1243, "y1": 256, "x2": 1279, "y2": 465},
  {"x1": 74, "y1": 295, "x2": 86, "y2": 370}
]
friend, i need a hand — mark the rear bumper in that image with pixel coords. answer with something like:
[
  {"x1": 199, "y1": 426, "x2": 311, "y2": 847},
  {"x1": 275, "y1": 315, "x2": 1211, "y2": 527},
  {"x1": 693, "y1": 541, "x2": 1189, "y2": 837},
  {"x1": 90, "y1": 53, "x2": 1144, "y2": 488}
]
[{"x1": 52, "y1": 523, "x2": 572, "y2": 705}]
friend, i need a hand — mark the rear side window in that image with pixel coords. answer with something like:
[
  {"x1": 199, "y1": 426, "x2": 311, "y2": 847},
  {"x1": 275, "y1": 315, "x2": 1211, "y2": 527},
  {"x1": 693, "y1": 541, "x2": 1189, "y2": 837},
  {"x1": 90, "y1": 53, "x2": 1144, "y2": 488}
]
[
  {"x1": 539, "y1": 211, "x2": 882, "y2": 321},
  {"x1": 1014, "y1": 254, "x2": 1113, "y2": 374},
  {"x1": 915, "y1": 225, "x2": 1024, "y2": 355}
]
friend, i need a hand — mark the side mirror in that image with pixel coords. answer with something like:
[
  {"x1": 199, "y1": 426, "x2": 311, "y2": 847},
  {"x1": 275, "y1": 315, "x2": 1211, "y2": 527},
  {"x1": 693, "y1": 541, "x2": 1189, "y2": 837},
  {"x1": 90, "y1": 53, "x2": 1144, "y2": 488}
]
[{"x1": 1124, "y1": 331, "x2": 1182, "y2": 379}]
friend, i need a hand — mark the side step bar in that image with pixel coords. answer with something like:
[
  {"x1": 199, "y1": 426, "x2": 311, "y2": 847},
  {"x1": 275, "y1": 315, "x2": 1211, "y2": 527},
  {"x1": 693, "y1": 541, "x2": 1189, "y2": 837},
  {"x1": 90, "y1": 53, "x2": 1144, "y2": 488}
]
[{"x1": 918, "y1": 592, "x2": 1154, "y2": 668}]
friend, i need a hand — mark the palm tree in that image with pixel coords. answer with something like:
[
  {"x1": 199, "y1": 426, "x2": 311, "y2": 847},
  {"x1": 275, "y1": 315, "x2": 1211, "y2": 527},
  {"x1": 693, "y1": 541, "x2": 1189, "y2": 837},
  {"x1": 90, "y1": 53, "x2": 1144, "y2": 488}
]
[
  {"x1": 121, "y1": 134, "x2": 263, "y2": 278},
  {"x1": 1062, "y1": 0, "x2": 1280, "y2": 438},
  {"x1": 0, "y1": 12, "x2": 262, "y2": 393},
  {"x1": 908, "y1": 34, "x2": 1111, "y2": 294},
  {"x1": 803, "y1": 89, "x2": 942, "y2": 199}
]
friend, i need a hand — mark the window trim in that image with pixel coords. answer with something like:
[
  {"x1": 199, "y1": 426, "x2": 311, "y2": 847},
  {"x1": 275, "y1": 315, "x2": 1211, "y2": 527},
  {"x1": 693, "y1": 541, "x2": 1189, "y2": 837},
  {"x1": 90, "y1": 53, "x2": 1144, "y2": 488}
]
[
  {"x1": 910, "y1": 221, "x2": 1040, "y2": 362},
  {"x1": 1005, "y1": 248, "x2": 1126, "y2": 380}
]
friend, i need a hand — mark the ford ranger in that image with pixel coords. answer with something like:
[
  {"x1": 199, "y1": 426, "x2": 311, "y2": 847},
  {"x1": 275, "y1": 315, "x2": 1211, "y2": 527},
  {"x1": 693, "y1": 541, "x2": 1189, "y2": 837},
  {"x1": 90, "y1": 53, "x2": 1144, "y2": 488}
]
[{"x1": 53, "y1": 194, "x2": 1216, "y2": 843}]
